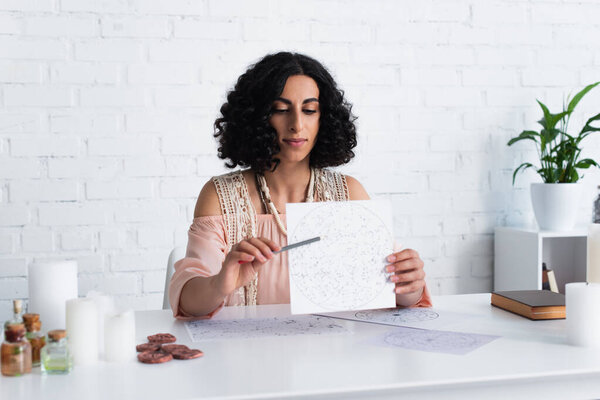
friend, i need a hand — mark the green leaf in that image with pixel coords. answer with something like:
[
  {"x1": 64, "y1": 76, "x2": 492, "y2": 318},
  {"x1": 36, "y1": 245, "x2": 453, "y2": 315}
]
[
  {"x1": 575, "y1": 159, "x2": 599, "y2": 169},
  {"x1": 512, "y1": 162, "x2": 534, "y2": 185},
  {"x1": 541, "y1": 154, "x2": 556, "y2": 164},
  {"x1": 567, "y1": 82, "x2": 600, "y2": 114},
  {"x1": 537, "y1": 100, "x2": 551, "y2": 130},
  {"x1": 569, "y1": 168, "x2": 579, "y2": 183},
  {"x1": 580, "y1": 112, "x2": 600, "y2": 136},
  {"x1": 536, "y1": 118, "x2": 545, "y2": 129},
  {"x1": 544, "y1": 111, "x2": 569, "y2": 130},
  {"x1": 550, "y1": 135, "x2": 578, "y2": 158},
  {"x1": 561, "y1": 131, "x2": 576, "y2": 141},
  {"x1": 549, "y1": 111, "x2": 570, "y2": 129},
  {"x1": 536, "y1": 101, "x2": 569, "y2": 130},
  {"x1": 538, "y1": 167, "x2": 553, "y2": 183},
  {"x1": 541, "y1": 128, "x2": 560, "y2": 144},
  {"x1": 507, "y1": 130, "x2": 539, "y2": 146}
]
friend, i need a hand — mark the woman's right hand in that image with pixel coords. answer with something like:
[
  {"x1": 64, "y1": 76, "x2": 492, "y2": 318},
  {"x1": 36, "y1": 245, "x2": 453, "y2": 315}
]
[{"x1": 212, "y1": 237, "x2": 281, "y2": 296}]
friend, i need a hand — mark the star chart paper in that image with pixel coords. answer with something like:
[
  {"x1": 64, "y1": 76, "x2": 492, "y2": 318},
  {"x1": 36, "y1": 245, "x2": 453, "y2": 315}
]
[
  {"x1": 372, "y1": 326, "x2": 499, "y2": 355},
  {"x1": 184, "y1": 315, "x2": 348, "y2": 342},
  {"x1": 286, "y1": 200, "x2": 396, "y2": 314},
  {"x1": 318, "y1": 307, "x2": 474, "y2": 331}
]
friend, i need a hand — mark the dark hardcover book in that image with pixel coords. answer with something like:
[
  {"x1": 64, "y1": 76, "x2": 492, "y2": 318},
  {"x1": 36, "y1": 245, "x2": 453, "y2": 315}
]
[{"x1": 491, "y1": 290, "x2": 565, "y2": 320}]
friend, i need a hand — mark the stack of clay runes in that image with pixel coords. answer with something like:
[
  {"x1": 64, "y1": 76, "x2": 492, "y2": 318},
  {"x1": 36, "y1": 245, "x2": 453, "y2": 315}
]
[{"x1": 136, "y1": 333, "x2": 203, "y2": 364}]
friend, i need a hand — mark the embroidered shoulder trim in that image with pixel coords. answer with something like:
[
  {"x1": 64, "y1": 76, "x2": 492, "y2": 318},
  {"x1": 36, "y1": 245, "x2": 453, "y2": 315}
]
[
  {"x1": 212, "y1": 170, "x2": 258, "y2": 306},
  {"x1": 315, "y1": 169, "x2": 349, "y2": 201}
]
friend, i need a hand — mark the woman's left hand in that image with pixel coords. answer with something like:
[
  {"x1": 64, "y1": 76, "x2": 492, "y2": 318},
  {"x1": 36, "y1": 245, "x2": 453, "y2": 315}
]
[{"x1": 386, "y1": 248, "x2": 426, "y2": 296}]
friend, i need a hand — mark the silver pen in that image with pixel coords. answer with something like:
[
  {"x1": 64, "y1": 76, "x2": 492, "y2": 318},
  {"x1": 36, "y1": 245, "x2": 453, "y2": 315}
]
[{"x1": 273, "y1": 236, "x2": 321, "y2": 254}]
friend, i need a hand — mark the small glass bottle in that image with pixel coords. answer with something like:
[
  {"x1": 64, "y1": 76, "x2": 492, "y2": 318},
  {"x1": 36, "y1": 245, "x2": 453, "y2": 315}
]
[
  {"x1": 3, "y1": 300, "x2": 23, "y2": 333},
  {"x1": 23, "y1": 313, "x2": 45, "y2": 367},
  {"x1": 594, "y1": 185, "x2": 600, "y2": 223},
  {"x1": 1, "y1": 323, "x2": 32, "y2": 377},
  {"x1": 41, "y1": 329, "x2": 72, "y2": 374}
]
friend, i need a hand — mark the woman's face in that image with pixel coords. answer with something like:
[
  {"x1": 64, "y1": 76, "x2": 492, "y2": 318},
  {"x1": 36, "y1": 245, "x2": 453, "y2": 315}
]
[{"x1": 269, "y1": 75, "x2": 320, "y2": 166}]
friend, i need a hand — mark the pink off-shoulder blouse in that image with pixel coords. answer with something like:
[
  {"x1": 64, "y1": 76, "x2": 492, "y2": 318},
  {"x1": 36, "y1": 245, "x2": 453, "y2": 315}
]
[{"x1": 169, "y1": 214, "x2": 432, "y2": 320}]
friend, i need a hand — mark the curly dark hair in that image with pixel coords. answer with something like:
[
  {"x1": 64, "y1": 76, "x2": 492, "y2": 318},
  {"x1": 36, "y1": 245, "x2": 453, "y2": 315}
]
[{"x1": 214, "y1": 52, "x2": 357, "y2": 172}]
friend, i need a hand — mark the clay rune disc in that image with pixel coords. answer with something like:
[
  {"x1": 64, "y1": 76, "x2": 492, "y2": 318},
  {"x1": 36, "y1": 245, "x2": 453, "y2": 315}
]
[
  {"x1": 147, "y1": 333, "x2": 176, "y2": 344},
  {"x1": 161, "y1": 344, "x2": 189, "y2": 354},
  {"x1": 136, "y1": 342, "x2": 162, "y2": 352},
  {"x1": 171, "y1": 349, "x2": 204, "y2": 360},
  {"x1": 137, "y1": 351, "x2": 173, "y2": 364}
]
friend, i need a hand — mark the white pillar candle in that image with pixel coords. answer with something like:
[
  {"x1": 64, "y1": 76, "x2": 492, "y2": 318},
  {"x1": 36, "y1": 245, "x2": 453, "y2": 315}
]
[
  {"x1": 104, "y1": 311, "x2": 136, "y2": 363},
  {"x1": 28, "y1": 260, "x2": 78, "y2": 332},
  {"x1": 86, "y1": 292, "x2": 115, "y2": 356},
  {"x1": 587, "y1": 224, "x2": 600, "y2": 284},
  {"x1": 566, "y1": 282, "x2": 600, "y2": 348},
  {"x1": 66, "y1": 298, "x2": 99, "y2": 365}
]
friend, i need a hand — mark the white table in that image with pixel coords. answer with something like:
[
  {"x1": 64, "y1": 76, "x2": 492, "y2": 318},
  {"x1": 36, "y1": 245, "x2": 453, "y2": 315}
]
[{"x1": 3, "y1": 294, "x2": 600, "y2": 400}]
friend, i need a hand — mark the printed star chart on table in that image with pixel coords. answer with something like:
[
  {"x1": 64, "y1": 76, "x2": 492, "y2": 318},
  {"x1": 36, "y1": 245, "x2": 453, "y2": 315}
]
[
  {"x1": 286, "y1": 200, "x2": 396, "y2": 314},
  {"x1": 184, "y1": 315, "x2": 348, "y2": 342},
  {"x1": 373, "y1": 327, "x2": 500, "y2": 355},
  {"x1": 319, "y1": 307, "x2": 474, "y2": 330},
  {"x1": 320, "y1": 306, "x2": 499, "y2": 354}
]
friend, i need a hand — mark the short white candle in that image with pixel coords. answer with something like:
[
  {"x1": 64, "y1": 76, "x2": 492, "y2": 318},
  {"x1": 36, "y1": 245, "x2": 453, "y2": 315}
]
[
  {"x1": 66, "y1": 298, "x2": 99, "y2": 365},
  {"x1": 104, "y1": 311, "x2": 136, "y2": 363},
  {"x1": 587, "y1": 224, "x2": 600, "y2": 284},
  {"x1": 566, "y1": 282, "x2": 600, "y2": 348},
  {"x1": 87, "y1": 292, "x2": 115, "y2": 356}
]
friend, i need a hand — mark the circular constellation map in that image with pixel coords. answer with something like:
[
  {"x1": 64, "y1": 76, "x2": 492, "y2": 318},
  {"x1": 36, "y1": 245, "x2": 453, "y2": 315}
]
[
  {"x1": 383, "y1": 330, "x2": 479, "y2": 351},
  {"x1": 289, "y1": 202, "x2": 393, "y2": 311},
  {"x1": 355, "y1": 308, "x2": 439, "y2": 324}
]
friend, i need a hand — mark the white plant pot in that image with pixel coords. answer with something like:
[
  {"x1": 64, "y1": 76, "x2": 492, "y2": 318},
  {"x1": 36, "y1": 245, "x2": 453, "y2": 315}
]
[{"x1": 530, "y1": 182, "x2": 582, "y2": 231}]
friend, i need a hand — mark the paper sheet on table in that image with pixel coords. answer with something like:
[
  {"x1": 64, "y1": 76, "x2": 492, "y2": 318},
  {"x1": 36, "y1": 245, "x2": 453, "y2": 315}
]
[
  {"x1": 372, "y1": 326, "x2": 499, "y2": 355},
  {"x1": 318, "y1": 307, "x2": 472, "y2": 330},
  {"x1": 184, "y1": 315, "x2": 348, "y2": 342},
  {"x1": 286, "y1": 200, "x2": 396, "y2": 314}
]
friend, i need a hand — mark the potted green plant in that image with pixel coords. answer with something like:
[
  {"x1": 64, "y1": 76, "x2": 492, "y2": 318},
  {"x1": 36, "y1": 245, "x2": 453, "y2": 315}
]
[{"x1": 508, "y1": 81, "x2": 600, "y2": 230}]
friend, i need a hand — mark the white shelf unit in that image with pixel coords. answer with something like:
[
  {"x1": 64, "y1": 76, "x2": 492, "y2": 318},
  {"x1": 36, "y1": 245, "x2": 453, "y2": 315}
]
[{"x1": 494, "y1": 226, "x2": 588, "y2": 293}]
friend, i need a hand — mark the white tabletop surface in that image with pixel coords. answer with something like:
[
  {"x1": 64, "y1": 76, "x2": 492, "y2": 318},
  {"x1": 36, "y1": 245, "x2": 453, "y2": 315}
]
[{"x1": 2, "y1": 293, "x2": 600, "y2": 400}]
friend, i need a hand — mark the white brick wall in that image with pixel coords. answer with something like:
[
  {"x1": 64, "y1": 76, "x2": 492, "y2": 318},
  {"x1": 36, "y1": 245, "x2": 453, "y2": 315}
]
[{"x1": 2, "y1": 0, "x2": 600, "y2": 322}]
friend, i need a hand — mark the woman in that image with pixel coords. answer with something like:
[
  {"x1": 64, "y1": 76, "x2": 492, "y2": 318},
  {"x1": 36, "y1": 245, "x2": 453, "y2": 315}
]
[{"x1": 169, "y1": 52, "x2": 431, "y2": 319}]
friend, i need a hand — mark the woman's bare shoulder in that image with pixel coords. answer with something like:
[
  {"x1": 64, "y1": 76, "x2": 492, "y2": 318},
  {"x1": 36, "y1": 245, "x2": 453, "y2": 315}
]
[
  {"x1": 194, "y1": 179, "x2": 222, "y2": 218},
  {"x1": 344, "y1": 175, "x2": 370, "y2": 200}
]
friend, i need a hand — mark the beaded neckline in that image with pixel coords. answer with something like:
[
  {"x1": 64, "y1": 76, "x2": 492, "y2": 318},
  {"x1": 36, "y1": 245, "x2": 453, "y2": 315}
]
[{"x1": 255, "y1": 168, "x2": 315, "y2": 236}]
